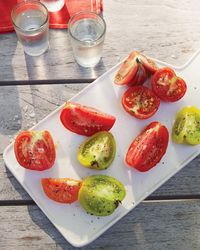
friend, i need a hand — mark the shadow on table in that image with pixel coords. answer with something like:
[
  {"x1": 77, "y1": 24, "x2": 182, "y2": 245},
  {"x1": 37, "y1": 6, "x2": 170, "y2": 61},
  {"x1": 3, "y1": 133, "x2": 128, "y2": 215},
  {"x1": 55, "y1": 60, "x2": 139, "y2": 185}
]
[
  {"x1": 27, "y1": 205, "x2": 77, "y2": 250},
  {"x1": 0, "y1": 31, "x2": 22, "y2": 135},
  {"x1": 0, "y1": 85, "x2": 22, "y2": 136},
  {"x1": 4, "y1": 165, "x2": 31, "y2": 200},
  {"x1": 0, "y1": 33, "x2": 23, "y2": 155},
  {"x1": 0, "y1": 32, "x2": 18, "y2": 82},
  {"x1": 26, "y1": 202, "x2": 150, "y2": 250},
  {"x1": 23, "y1": 29, "x2": 108, "y2": 82}
]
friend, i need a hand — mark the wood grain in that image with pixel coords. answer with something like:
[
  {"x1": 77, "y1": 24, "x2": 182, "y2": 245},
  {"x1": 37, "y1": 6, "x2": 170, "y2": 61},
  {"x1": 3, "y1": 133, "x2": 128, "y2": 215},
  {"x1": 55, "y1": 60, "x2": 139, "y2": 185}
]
[
  {"x1": 1, "y1": 2, "x2": 200, "y2": 247},
  {"x1": 1, "y1": 0, "x2": 200, "y2": 81},
  {"x1": 0, "y1": 84, "x2": 86, "y2": 154},
  {"x1": 1, "y1": 200, "x2": 200, "y2": 249}
]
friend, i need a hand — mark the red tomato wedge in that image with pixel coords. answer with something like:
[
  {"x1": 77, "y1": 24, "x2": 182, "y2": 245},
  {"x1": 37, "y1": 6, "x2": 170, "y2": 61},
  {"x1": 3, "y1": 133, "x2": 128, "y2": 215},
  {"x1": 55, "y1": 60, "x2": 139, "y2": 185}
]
[
  {"x1": 126, "y1": 121, "x2": 169, "y2": 172},
  {"x1": 139, "y1": 54, "x2": 158, "y2": 74},
  {"x1": 60, "y1": 102, "x2": 116, "y2": 136},
  {"x1": 14, "y1": 131, "x2": 56, "y2": 171},
  {"x1": 128, "y1": 63, "x2": 148, "y2": 86},
  {"x1": 114, "y1": 51, "x2": 139, "y2": 85},
  {"x1": 42, "y1": 178, "x2": 82, "y2": 204},
  {"x1": 151, "y1": 67, "x2": 187, "y2": 102},
  {"x1": 122, "y1": 86, "x2": 160, "y2": 119},
  {"x1": 114, "y1": 51, "x2": 158, "y2": 86}
]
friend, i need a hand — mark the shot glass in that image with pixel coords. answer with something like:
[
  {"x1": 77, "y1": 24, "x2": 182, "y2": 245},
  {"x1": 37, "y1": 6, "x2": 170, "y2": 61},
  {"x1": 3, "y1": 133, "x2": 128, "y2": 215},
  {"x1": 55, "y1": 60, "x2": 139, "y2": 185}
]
[
  {"x1": 68, "y1": 11, "x2": 106, "y2": 67},
  {"x1": 40, "y1": 0, "x2": 65, "y2": 12},
  {"x1": 11, "y1": 0, "x2": 49, "y2": 56}
]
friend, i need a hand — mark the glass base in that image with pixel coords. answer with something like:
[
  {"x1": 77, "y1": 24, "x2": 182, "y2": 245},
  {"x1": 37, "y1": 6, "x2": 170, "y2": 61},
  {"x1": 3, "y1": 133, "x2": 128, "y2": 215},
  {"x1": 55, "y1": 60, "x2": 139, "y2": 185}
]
[
  {"x1": 75, "y1": 57, "x2": 101, "y2": 68},
  {"x1": 24, "y1": 44, "x2": 49, "y2": 56}
]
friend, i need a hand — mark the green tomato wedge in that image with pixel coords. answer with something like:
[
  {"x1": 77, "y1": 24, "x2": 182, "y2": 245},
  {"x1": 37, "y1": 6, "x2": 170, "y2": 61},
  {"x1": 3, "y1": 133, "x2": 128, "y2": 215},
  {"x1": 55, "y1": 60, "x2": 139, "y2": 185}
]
[
  {"x1": 172, "y1": 106, "x2": 200, "y2": 145},
  {"x1": 78, "y1": 175, "x2": 126, "y2": 216},
  {"x1": 77, "y1": 131, "x2": 116, "y2": 170}
]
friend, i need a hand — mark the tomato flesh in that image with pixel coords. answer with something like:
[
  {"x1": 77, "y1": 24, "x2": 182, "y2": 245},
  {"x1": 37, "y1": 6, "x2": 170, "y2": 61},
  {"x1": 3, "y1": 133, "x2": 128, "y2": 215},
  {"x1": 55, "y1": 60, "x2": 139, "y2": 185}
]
[
  {"x1": 151, "y1": 67, "x2": 187, "y2": 102},
  {"x1": 14, "y1": 131, "x2": 56, "y2": 171},
  {"x1": 60, "y1": 102, "x2": 116, "y2": 136},
  {"x1": 122, "y1": 86, "x2": 160, "y2": 119},
  {"x1": 126, "y1": 121, "x2": 169, "y2": 172},
  {"x1": 42, "y1": 178, "x2": 82, "y2": 204}
]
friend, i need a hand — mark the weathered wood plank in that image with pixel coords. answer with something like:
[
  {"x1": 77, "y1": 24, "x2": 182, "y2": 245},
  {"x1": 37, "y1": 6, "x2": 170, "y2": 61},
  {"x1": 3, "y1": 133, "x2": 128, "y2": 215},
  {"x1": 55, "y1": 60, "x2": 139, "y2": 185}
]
[
  {"x1": 1, "y1": 0, "x2": 200, "y2": 81},
  {"x1": 0, "y1": 200, "x2": 200, "y2": 249},
  {"x1": 0, "y1": 84, "x2": 86, "y2": 154}
]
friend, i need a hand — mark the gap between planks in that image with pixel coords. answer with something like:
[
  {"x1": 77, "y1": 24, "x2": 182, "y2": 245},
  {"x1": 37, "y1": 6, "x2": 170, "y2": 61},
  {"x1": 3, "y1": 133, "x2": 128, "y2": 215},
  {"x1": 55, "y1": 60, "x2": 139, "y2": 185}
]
[
  {"x1": 0, "y1": 79, "x2": 94, "y2": 86},
  {"x1": 1, "y1": 195, "x2": 200, "y2": 207}
]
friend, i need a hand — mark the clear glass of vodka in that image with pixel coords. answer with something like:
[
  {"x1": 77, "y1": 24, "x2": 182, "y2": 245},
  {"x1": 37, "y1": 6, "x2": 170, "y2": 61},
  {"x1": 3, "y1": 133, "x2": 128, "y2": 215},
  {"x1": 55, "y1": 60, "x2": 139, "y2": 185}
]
[
  {"x1": 68, "y1": 11, "x2": 106, "y2": 67},
  {"x1": 11, "y1": 0, "x2": 49, "y2": 56}
]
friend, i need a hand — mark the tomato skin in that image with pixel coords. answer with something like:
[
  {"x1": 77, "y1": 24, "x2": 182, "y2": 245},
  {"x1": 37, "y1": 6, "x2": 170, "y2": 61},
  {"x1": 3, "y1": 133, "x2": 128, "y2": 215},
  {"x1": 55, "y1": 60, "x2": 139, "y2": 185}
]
[
  {"x1": 122, "y1": 86, "x2": 160, "y2": 119},
  {"x1": 125, "y1": 121, "x2": 169, "y2": 172},
  {"x1": 42, "y1": 178, "x2": 82, "y2": 204},
  {"x1": 151, "y1": 67, "x2": 187, "y2": 102},
  {"x1": 14, "y1": 130, "x2": 56, "y2": 171},
  {"x1": 60, "y1": 102, "x2": 116, "y2": 136}
]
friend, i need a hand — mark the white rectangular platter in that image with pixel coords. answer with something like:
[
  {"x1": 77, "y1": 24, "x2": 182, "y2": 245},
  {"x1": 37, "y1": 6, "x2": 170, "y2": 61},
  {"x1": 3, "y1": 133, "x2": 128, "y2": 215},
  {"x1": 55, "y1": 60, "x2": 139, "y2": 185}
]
[{"x1": 3, "y1": 50, "x2": 200, "y2": 247}]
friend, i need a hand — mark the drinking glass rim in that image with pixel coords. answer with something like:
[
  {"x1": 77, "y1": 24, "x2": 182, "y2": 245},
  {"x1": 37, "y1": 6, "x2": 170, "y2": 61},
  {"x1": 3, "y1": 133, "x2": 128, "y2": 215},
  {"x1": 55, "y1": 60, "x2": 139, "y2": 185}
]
[
  {"x1": 11, "y1": 0, "x2": 49, "y2": 33},
  {"x1": 68, "y1": 11, "x2": 106, "y2": 43}
]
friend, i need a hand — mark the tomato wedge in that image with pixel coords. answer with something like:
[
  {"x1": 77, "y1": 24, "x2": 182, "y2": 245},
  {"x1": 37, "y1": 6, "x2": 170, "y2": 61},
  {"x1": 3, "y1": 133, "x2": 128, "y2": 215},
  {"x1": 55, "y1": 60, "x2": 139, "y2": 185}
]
[
  {"x1": 77, "y1": 131, "x2": 116, "y2": 170},
  {"x1": 114, "y1": 51, "x2": 158, "y2": 86},
  {"x1": 126, "y1": 121, "x2": 169, "y2": 172},
  {"x1": 60, "y1": 102, "x2": 116, "y2": 136},
  {"x1": 114, "y1": 51, "x2": 139, "y2": 85},
  {"x1": 14, "y1": 130, "x2": 56, "y2": 171},
  {"x1": 172, "y1": 106, "x2": 200, "y2": 145},
  {"x1": 122, "y1": 86, "x2": 160, "y2": 119},
  {"x1": 128, "y1": 62, "x2": 148, "y2": 86},
  {"x1": 139, "y1": 54, "x2": 158, "y2": 74},
  {"x1": 151, "y1": 67, "x2": 187, "y2": 102},
  {"x1": 42, "y1": 178, "x2": 82, "y2": 204}
]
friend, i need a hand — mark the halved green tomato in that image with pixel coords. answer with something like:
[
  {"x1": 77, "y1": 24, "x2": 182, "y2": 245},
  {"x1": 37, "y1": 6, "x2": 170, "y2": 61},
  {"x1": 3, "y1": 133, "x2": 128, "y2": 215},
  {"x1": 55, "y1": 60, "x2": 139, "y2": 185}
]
[
  {"x1": 172, "y1": 106, "x2": 200, "y2": 145},
  {"x1": 77, "y1": 131, "x2": 116, "y2": 170},
  {"x1": 78, "y1": 175, "x2": 126, "y2": 216}
]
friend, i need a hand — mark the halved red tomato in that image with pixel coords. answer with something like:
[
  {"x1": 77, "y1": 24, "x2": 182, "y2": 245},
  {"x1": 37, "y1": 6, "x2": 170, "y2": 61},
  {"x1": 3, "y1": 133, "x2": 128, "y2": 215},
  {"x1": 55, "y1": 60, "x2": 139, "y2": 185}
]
[
  {"x1": 114, "y1": 51, "x2": 158, "y2": 86},
  {"x1": 60, "y1": 102, "x2": 116, "y2": 136},
  {"x1": 126, "y1": 121, "x2": 169, "y2": 172},
  {"x1": 14, "y1": 130, "x2": 56, "y2": 171},
  {"x1": 122, "y1": 86, "x2": 160, "y2": 119},
  {"x1": 42, "y1": 178, "x2": 82, "y2": 204},
  {"x1": 151, "y1": 67, "x2": 187, "y2": 102}
]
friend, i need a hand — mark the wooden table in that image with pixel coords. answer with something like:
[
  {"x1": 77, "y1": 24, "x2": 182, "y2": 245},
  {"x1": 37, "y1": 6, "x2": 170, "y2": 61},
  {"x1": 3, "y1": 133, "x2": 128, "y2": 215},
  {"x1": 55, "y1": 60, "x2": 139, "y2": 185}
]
[{"x1": 1, "y1": 1, "x2": 200, "y2": 249}]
